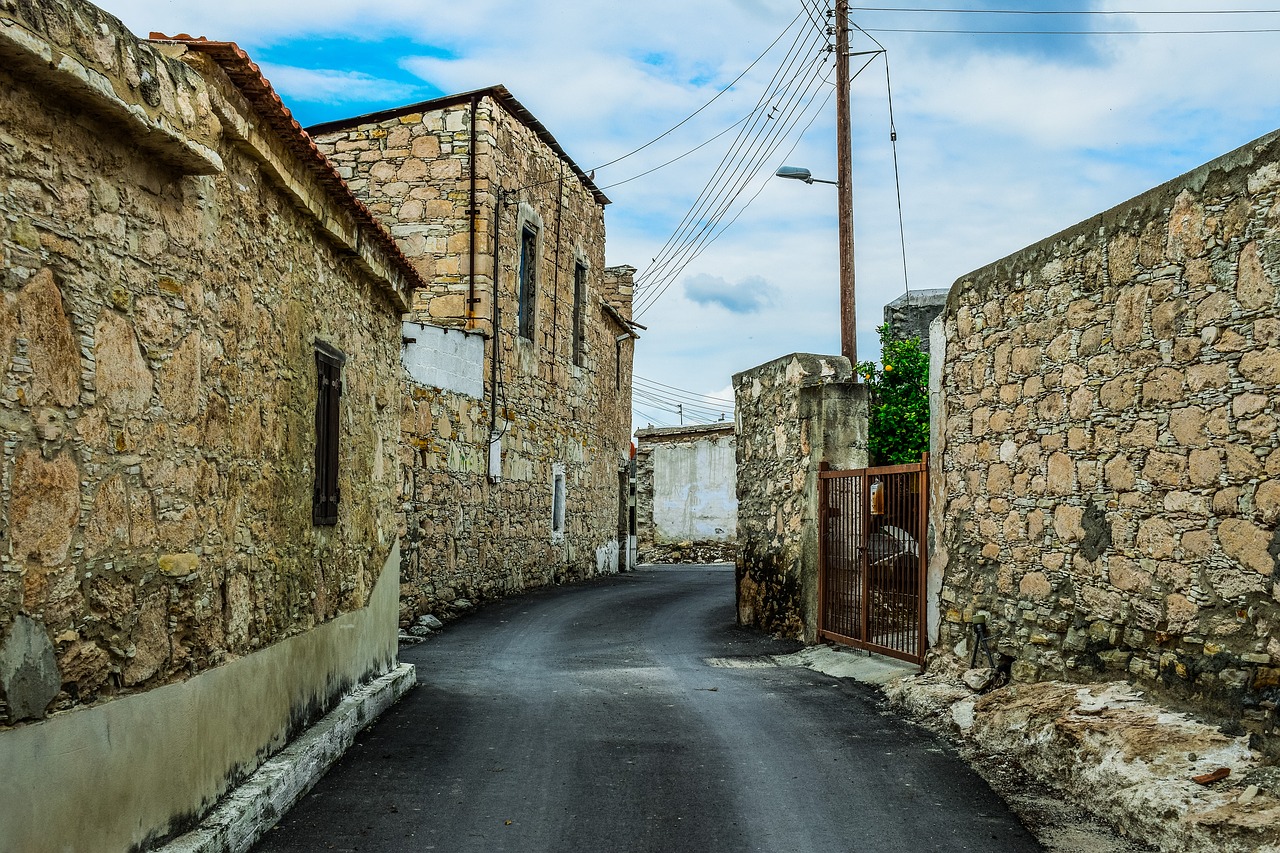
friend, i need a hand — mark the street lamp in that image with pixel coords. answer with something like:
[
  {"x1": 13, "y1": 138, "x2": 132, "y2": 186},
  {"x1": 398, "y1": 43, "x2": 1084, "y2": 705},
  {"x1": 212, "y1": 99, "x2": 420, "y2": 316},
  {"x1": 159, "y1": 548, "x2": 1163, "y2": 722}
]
[
  {"x1": 774, "y1": 166, "x2": 837, "y2": 186},
  {"x1": 774, "y1": 161, "x2": 857, "y2": 368}
]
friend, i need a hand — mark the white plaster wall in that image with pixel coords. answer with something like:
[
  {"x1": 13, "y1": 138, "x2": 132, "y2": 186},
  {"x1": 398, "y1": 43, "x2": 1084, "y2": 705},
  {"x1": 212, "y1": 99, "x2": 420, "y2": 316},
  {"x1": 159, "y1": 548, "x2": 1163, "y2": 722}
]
[
  {"x1": 401, "y1": 321, "x2": 485, "y2": 398},
  {"x1": 652, "y1": 438, "x2": 737, "y2": 542}
]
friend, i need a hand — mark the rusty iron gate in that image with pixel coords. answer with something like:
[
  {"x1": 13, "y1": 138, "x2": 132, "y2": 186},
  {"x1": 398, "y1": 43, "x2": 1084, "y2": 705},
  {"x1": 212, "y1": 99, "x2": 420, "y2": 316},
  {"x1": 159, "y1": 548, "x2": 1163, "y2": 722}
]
[{"x1": 818, "y1": 456, "x2": 929, "y2": 665}]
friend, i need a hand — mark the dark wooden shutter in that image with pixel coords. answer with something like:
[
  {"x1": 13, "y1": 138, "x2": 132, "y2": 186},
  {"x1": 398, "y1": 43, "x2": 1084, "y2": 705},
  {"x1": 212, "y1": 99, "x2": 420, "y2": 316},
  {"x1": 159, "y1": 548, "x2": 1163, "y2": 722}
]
[{"x1": 313, "y1": 342, "x2": 345, "y2": 526}]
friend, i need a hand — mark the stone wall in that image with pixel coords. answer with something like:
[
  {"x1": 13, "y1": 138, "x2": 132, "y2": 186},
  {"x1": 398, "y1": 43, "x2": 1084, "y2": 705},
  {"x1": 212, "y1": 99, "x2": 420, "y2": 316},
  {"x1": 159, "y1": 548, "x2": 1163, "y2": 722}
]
[
  {"x1": 0, "y1": 3, "x2": 409, "y2": 846},
  {"x1": 635, "y1": 423, "x2": 737, "y2": 564},
  {"x1": 934, "y1": 128, "x2": 1280, "y2": 744},
  {"x1": 315, "y1": 91, "x2": 636, "y2": 620},
  {"x1": 733, "y1": 354, "x2": 868, "y2": 641}
]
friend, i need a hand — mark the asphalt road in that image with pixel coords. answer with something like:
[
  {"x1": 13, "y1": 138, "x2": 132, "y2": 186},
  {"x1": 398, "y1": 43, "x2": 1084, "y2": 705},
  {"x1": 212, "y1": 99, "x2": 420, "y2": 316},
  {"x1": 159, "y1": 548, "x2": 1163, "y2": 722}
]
[{"x1": 253, "y1": 566, "x2": 1042, "y2": 853}]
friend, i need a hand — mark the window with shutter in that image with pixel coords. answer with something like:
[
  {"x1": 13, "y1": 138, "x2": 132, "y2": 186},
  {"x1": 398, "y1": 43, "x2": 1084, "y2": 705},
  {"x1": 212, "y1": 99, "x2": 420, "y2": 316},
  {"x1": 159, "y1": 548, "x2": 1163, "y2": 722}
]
[{"x1": 313, "y1": 341, "x2": 345, "y2": 526}]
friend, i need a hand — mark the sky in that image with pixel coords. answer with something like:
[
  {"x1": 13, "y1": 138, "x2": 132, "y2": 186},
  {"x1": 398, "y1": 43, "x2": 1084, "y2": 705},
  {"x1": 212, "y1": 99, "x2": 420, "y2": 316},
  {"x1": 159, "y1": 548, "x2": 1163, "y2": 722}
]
[{"x1": 108, "y1": 0, "x2": 1280, "y2": 431}]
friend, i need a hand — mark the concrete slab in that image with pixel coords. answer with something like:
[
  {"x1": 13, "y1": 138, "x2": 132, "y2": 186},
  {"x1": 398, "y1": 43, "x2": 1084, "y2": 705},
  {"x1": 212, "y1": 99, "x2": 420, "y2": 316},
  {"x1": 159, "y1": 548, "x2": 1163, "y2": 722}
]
[{"x1": 773, "y1": 645, "x2": 919, "y2": 685}]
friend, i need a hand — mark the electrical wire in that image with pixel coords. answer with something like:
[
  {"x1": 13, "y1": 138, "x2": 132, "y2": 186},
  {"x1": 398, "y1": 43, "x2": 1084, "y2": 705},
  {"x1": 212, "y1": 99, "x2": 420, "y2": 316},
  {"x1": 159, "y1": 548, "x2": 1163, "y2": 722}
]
[
  {"x1": 884, "y1": 53, "x2": 910, "y2": 297},
  {"x1": 635, "y1": 375, "x2": 734, "y2": 404},
  {"x1": 598, "y1": 113, "x2": 753, "y2": 191},
  {"x1": 633, "y1": 19, "x2": 827, "y2": 294},
  {"x1": 588, "y1": 8, "x2": 810, "y2": 174},
  {"x1": 861, "y1": 26, "x2": 1280, "y2": 33},
  {"x1": 850, "y1": 6, "x2": 1280, "y2": 14},
  {"x1": 633, "y1": 49, "x2": 831, "y2": 305}
]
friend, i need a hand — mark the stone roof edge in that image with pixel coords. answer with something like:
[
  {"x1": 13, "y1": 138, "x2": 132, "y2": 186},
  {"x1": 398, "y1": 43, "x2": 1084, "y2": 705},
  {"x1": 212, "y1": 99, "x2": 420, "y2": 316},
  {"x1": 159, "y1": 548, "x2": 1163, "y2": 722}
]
[
  {"x1": 304, "y1": 85, "x2": 610, "y2": 207},
  {"x1": 149, "y1": 34, "x2": 429, "y2": 313}
]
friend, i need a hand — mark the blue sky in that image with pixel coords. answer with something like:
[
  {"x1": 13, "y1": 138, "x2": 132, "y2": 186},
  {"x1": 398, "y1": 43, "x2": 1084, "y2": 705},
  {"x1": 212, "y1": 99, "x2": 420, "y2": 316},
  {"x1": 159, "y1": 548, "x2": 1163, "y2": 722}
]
[{"x1": 110, "y1": 0, "x2": 1280, "y2": 429}]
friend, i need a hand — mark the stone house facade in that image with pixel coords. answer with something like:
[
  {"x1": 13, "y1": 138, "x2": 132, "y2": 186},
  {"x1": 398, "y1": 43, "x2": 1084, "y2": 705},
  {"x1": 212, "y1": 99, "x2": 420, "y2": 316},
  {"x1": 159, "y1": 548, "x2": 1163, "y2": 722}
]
[
  {"x1": 0, "y1": 4, "x2": 417, "y2": 850},
  {"x1": 311, "y1": 88, "x2": 637, "y2": 621},
  {"x1": 932, "y1": 128, "x2": 1280, "y2": 746},
  {"x1": 635, "y1": 423, "x2": 737, "y2": 564}
]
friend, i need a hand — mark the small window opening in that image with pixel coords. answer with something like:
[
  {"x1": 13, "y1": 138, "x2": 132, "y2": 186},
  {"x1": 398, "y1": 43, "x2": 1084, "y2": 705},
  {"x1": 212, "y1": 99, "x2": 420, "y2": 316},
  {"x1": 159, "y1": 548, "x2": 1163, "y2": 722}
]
[
  {"x1": 313, "y1": 341, "x2": 345, "y2": 526},
  {"x1": 518, "y1": 225, "x2": 538, "y2": 340},
  {"x1": 572, "y1": 262, "x2": 587, "y2": 367},
  {"x1": 552, "y1": 466, "x2": 566, "y2": 537}
]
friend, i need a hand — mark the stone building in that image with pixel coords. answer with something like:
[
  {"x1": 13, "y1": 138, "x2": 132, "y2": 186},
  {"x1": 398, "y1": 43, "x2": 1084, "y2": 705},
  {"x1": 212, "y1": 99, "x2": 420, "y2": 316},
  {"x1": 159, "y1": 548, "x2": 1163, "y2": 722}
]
[
  {"x1": 883, "y1": 288, "x2": 948, "y2": 352},
  {"x1": 0, "y1": 4, "x2": 417, "y2": 850},
  {"x1": 311, "y1": 88, "x2": 638, "y2": 621},
  {"x1": 932, "y1": 128, "x2": 1280, "y2": 746},
  {"x1": 635, "y1": 423, "x2": 737, "y2": 564}
]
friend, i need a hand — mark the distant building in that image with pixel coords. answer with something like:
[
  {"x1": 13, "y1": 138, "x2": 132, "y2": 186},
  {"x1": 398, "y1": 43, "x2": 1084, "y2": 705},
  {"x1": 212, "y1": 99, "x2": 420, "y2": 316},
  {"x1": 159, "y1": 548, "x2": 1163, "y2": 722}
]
[
  {"x1": 311, "y1": 87, "x2": 638, "y2": 618},
  {"x1": 883, "y1": 289, "x2": 948, "y2": 351},
  {"x1": 635, "y1": 423, "x2": 737, "y2": 563}
]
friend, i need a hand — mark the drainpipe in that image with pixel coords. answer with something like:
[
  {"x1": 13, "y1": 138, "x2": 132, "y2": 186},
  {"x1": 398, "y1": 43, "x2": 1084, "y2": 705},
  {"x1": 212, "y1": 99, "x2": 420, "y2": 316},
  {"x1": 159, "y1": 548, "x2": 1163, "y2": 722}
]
[
  {"x1": 490, "y1": 189, "x2": 501, "y2": 436},
  {"x1": 467, "y1": 94, "x2": 479, "y2": 330}
]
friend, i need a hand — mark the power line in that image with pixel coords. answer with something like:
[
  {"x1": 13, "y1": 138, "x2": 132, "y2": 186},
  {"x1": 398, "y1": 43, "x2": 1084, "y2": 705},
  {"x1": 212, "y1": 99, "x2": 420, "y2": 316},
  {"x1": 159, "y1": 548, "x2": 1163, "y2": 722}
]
[
  {"x1": 588, "y1": 8, "x2": 810, "y2": 174},
  {"x1": 633, "y1": 18, "x2": 826, "y2": 293},
  {"x1": 634, "y1": 49, "x2": 831, "y2": 306},
  {"x1": 634, "y1": 375, "x2": 735, "y2": 406},
  {"x1": 598, "y1": 114, "x2": 753, "y2": 191},
  {"x1": 861, "y1": 26, "x2": 1280, "y2": 33},
  {"x1": 851, "y1": 6, "x2": 1280, "y2": 14}
]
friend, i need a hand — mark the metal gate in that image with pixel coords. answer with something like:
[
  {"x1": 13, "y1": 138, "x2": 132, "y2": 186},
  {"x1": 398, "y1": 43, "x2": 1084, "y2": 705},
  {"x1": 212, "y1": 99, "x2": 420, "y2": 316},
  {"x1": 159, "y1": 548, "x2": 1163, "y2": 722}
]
[{"x1": 818, "y1": 456, "x2": 928, "y2": 665}]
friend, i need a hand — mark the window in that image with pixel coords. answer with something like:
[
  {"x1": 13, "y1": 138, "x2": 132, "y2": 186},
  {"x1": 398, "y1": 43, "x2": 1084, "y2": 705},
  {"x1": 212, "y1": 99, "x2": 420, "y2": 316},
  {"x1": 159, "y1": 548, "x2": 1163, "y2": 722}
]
[
  {"x1": 572, "y1": 262, "x2": 587, "y2": 367},
  {"x1": 518, "y1": 225, "x2": 538, "y2": 340},
  {"x1": 313, "y1": 341, "x2": 345, "y2": 526},
  {"x1": 551, "y1": 463, "x2": 566, "y2": 539}
]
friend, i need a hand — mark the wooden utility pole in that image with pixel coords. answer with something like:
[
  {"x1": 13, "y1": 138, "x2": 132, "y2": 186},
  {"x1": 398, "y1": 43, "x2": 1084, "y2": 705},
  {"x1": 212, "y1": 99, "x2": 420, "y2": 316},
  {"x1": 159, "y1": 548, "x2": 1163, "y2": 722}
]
[{"x1": 834, "y1": 0, "x2": 856, "y2": 367}]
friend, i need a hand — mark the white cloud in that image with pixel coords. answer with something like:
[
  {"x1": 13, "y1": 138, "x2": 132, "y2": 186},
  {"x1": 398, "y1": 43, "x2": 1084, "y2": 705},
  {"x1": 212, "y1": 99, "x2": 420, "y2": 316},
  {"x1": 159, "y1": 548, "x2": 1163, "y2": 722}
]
[{"x1": 255, "y1": 63, "x2": 423, "y2": 107}]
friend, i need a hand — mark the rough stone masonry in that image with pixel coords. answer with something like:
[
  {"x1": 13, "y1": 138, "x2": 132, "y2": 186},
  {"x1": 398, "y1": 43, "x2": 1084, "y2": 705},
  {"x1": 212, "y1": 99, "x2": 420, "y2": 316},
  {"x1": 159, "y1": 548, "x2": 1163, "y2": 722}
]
[{"x1": 934, "y1": 127, "x2": 1280, "y2": 750}]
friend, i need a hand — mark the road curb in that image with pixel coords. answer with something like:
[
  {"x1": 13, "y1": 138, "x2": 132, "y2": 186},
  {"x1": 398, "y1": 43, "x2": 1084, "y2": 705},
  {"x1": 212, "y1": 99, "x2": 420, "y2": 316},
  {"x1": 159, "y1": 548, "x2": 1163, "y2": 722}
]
[{"x1": 157, "y1": 662, "x2": 417, "y2": 853}]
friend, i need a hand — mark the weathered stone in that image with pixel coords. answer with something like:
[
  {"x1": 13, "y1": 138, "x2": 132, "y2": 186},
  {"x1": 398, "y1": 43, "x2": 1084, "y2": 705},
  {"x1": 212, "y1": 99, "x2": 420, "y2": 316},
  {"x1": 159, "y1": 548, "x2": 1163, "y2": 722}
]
[
  {"x1": 1108, "y1": 557, "x2": 1151, "y2": 593},
  {"x1": 94, "y1": 311, "x2": 153, "y2": 414},
  {"x1": 1019, "y1": 571, "x2": 1052, "y2": 599},
  {"x1": 1136, "y1": 518, "x2": 1176, "y2": 559},
  {"x1": 1255, "y1": 480, "x2": 1280, "y2": 525},
  {"x1": 1218, "y1": 519, "x2": 1275, "y2": 575},
  {"x1": 9, "y1": 449, "x2": 80, "y2": 566},
  {"x1": 18, "y1": 268, "x2": 79, "y2": 407},
  {"x1": 0, "y1": 615, "x2": 60, "y2": 723},
  {"x1": 1053, "y1": 504, "x2": 1084, "y2": 544},
  {"x1": 122, "y1": 593, "x2": 169, "y2": 686},
  {"x1": 1239, "y1": 348, "x2": 1280, "y2": 385},
  {"x1": 1112, "y1": 286, "x2": 1147, "y2": 348},
  {"x1": 1104, "y1": 454, "x2": 1136, "y2": 492},
  {"x1": 1235, "y1": 241, "x2": 1272, "y2": 311},
  {"x1": 1046, "y1": 452, "x2": 1074, "y2": 495}
]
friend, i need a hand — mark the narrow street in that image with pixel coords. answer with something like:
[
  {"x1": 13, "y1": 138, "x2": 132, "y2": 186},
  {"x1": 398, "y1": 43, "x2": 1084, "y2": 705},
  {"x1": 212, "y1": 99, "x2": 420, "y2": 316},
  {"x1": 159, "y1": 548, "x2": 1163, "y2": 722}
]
[{"x1": 253, "y1": 566, "x2": 1042, "y2": 853}]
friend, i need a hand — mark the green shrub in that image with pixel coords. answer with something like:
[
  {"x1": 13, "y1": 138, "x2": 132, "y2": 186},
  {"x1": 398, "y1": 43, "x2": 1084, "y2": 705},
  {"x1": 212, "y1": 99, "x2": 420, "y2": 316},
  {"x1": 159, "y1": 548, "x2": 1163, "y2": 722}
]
[{"x1": 857, "y1": 324, "x2": 929, "y2": 466}]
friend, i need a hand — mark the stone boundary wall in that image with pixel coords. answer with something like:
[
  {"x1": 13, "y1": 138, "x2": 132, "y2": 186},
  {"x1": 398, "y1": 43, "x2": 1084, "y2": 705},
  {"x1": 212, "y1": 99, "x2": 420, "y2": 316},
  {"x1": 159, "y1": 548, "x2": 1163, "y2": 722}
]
[
  {"x1": 733, "y1": 354, "x2": 868, "y2": 641},
  {"x1": 935, "y1": 128, "x2": 1280, "y2": 744},
  {"x1": 635, "y1": 423, "x2": 737, "y2": 564}
]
